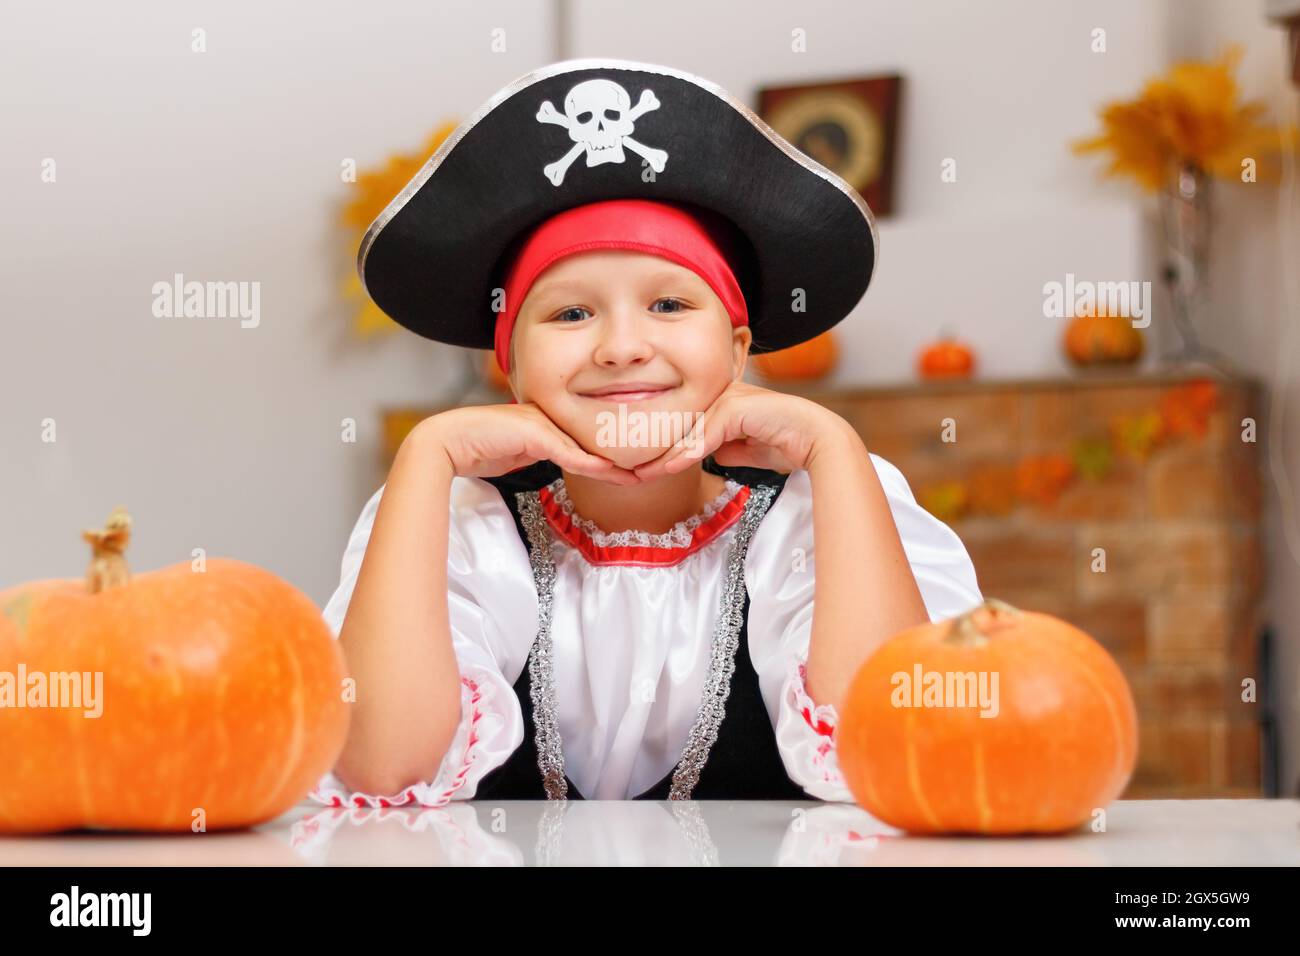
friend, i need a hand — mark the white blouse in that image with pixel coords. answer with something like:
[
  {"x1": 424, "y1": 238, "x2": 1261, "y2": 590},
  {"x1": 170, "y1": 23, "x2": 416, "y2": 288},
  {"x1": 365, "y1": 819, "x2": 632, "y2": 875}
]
[{"x1": 309, "y1": 453, "x2": 983, "y2": 807}]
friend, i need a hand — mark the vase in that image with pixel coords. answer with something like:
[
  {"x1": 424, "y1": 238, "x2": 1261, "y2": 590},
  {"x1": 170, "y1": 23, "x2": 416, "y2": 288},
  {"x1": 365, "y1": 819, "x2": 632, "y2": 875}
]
[{"x1": 1157, "y1": 160, "x2": 1236, "y2": 376}]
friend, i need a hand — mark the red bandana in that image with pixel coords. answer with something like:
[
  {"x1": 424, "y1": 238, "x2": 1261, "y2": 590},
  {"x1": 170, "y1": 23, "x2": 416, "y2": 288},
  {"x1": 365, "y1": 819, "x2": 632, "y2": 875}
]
[{"x1": 495, "y1": 198, "x2": 749, "y2": 376}]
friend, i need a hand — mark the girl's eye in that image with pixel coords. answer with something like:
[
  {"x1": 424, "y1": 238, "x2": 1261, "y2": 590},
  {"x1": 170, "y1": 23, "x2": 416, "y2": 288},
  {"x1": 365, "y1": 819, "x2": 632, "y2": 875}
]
[
  {"x1": 650, "y1": 297, "x2": 688, "y2": 314},
  {"x1": 553, "y1": 306, "x2": 591, "y2": 323}
]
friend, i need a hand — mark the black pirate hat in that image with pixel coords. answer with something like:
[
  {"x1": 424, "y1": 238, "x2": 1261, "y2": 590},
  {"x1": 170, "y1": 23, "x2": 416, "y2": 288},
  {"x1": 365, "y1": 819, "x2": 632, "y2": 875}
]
[{"x1": 358, "y1": 58, "x2": 879, "y2": 355}]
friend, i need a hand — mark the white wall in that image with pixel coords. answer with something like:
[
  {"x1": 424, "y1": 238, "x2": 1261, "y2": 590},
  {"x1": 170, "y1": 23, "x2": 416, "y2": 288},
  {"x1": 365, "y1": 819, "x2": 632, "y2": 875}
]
[
  {"x1": 572, "y1": 0, "x2": 1166, "y2": 380},
  {"x1": 4, "y1": 0, "x2": 1294, "y2": 790},
  {"x1": 0, "y1": 0, "x2": 552, "y2": 595}
]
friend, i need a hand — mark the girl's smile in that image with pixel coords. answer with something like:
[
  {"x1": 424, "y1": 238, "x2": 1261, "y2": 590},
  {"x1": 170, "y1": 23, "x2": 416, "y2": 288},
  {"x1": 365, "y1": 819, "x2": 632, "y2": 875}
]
[{"x1": 576, "y1": 382, "x2": 679, "y2": 402}]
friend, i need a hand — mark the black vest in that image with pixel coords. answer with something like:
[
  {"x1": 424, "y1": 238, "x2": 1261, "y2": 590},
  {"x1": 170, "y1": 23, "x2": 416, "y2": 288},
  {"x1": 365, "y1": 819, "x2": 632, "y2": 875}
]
[{"x1": 473, "y1": 457, "x2": 808, "y2": 801}]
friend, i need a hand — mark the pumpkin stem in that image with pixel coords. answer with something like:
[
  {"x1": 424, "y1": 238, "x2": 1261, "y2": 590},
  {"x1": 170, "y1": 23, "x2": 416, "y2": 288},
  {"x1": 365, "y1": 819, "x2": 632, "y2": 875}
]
[
  {"x1": 83, "y1": 506, "x2": 133, "y2": 594},
  {"x1": 945, "y1": 597, "x2": 1023, "y2": 645}
]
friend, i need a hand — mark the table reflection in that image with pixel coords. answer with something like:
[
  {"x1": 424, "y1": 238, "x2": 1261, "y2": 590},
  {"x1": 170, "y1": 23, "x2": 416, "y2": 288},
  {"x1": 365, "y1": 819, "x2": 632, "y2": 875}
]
[
  {"x1": 2, "y1": 800, "x2": 1293, "y2": 866},
  {"x1": 281, "y1": 800, "x2": 1107, "y2": 867}
]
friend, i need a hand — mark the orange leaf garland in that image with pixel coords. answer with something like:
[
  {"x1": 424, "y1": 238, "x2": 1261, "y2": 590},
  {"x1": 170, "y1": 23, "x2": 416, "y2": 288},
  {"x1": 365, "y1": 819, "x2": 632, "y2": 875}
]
[
  {"x1": 1071, "y1": 436, "x2": 1114, "y2": 481},
  {"x1": 1159, "y1": 378, "x2": 1220, "y2": 439},
  {"x1": 917, "y1": 480, "x2": 969, "y2": 523},
  {"x1": 967, "y1": 464, "x2": 1018, "y2": 516},
  {"x1": 1015, "y1": 453, "x2": 1076, "y2": 506},
  {"x1": 1110, "y1": 410, "x2": 1167, "y2": 461}
]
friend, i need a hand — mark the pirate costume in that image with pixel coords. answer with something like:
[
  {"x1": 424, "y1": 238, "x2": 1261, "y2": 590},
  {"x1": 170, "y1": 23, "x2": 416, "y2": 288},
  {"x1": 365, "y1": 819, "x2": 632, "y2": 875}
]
[{"x1": 309, "y1": 59, "x2": 984, "y2": 807}]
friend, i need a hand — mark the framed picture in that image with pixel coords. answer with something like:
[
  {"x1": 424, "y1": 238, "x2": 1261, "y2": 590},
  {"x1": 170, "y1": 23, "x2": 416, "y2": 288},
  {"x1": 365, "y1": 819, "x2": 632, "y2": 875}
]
[{"x1": 758, "y1": 74, "x2": 901, "y2": 216}]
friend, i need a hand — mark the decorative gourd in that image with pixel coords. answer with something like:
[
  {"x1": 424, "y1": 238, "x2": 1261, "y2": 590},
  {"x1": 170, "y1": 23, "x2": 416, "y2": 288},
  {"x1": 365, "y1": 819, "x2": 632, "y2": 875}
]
[
  {"x1": 482, "y1": 349, "x2": 512, "y2": 393},
  {"x1": 917, "y1": 334, "x2": 976, "y2": 379},
  {"x1": 754, "y1": 330, "x2": 838, "y2": 381},
  {"x1": 0, "y1": 507, "x2": 350, "y2": 833},
  {"x1": 1064, "y1": 311, "x2": 1144, "y2": 366},
  {"x1": 836, "y1": 598, "x2": 1138, "y2": 834}
]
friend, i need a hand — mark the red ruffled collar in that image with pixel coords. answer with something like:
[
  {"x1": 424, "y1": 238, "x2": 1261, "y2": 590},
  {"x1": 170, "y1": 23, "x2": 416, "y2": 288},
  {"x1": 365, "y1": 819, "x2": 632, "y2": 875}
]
[{"x1": 539, "y1": 478, "x2": 750, "y2": 567}]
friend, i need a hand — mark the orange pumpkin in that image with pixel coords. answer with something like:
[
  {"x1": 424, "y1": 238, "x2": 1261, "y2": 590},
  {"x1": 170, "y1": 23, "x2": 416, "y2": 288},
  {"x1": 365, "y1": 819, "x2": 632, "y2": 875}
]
[
  {"x1": 837, "y1": 598, "x2": 1138, "y2": 834},
  {"x1": 1063, "y1": 311, "x2": 1144, "y2": 366},
  {"x1": 482, "y1": 349, "x2": 512, "y2": 394},
  {"x1": 754, "y1": 331, "x2": 838, "y2": 381},
  {"x1": 0, "y1": 507, "x2": 350, "y2": 833},
  {"x1": 917, "y1": 335, "x2": 976, "y2": 379}
]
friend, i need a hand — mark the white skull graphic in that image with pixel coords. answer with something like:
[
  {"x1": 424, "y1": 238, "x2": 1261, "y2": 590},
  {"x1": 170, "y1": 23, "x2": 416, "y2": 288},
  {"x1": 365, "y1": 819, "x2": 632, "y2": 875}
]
[
  {"x1": 536, "y1": 79, "x2": 669, "y2": 186},
  {"x1": 565, "y1": 80, "x2": 634, "y2": 162}
]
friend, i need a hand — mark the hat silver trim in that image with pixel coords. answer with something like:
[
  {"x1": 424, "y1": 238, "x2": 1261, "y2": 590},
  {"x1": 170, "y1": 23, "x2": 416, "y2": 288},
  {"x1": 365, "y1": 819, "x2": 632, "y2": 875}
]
[{"x1": 356, "y1": 57, "x2": 880, "y2": 300}]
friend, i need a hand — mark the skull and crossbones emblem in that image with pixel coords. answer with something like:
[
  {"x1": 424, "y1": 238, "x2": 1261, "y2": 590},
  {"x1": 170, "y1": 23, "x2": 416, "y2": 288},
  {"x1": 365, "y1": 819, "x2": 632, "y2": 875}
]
[{"x1": 536, "y1": 79, "x2": 670, "y2": 186}]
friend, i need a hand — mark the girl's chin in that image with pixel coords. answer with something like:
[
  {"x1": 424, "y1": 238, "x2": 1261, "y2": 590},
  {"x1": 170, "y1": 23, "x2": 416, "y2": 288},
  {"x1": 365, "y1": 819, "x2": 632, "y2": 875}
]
[
  {"x1": 559, "y1": 436, "x2": 674, "y2": 471},
  {"x1": 595, "y1": 445, "x2": 675, "y2": 471}
]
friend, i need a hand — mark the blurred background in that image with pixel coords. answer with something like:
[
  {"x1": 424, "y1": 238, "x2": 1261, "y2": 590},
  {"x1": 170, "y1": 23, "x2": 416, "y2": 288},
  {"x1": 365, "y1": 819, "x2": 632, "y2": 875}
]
[{"x1": 2, "y1": 0, "x2": 1298, "y2": 800}]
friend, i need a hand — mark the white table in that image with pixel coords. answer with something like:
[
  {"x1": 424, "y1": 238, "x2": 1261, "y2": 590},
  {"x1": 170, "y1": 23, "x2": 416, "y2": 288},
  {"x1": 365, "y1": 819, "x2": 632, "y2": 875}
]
[{"x1": 1, "y1": 799, "x2": 1295, "y2": 866}]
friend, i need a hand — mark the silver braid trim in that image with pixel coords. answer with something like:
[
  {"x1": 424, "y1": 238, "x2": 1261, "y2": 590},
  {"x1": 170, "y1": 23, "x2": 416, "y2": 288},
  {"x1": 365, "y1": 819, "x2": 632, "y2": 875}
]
[
  {"x1": 516, "y1": 483, "x2": 778, "y2": 801},
  {"x1": 668, "y1": 483, "x2": 775, "y2": 799},
  {"x1": 517, "y1": 490, "x2": 568, "y2": 799}
]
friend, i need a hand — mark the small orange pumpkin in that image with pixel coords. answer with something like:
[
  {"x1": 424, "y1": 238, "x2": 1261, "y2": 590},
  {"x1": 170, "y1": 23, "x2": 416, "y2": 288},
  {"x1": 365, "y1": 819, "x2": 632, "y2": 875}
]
[
  {"x1": 0, "y1": 507, "x2": 350, "y2": 833},
  {"x1": 917, "y1": 334, "x2": 976, "y2": 379},
  {"x1": 754, "y1": 331, "x2": 838, "y2": 381},
  {"x1": 837, "y1": 598, "x2": 1138, "y2": 834},
  {"x1": 1063, "y1": 311, "x2": 1144, "y2": 366},
  {"x1": 482, "y1": 350, "x2": 512, "y2": 394}
]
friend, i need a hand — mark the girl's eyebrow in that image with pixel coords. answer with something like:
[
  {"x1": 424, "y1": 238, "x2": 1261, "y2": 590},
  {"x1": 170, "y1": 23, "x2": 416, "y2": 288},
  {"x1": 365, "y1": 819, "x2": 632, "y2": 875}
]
[
  {"x1": 530, "y1": 278, "x2": 588, "y2": 297},
  {"x1": 642, "y1": 270, "x2": 700, "y2": 289},
  {"x1": 530, "y1": 269, "x2": 701, "y2": 302}
]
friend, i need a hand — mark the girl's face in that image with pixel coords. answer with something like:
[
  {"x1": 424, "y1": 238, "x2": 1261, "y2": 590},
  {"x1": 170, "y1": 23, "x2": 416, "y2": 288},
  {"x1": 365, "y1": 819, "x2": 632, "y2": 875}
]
[{"x1": 509, "y1": 250, "x2": 751, "y2": 469}]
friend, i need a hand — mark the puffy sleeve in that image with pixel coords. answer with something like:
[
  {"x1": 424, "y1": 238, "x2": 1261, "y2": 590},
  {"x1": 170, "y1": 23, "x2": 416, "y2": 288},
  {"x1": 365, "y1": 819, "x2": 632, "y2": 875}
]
[
  {"x1": 309, "y1": 476, "x2": 537, "y2": 808},
  {"x1": 743, "y1": 456, "x2": 984, "y2": 801}
]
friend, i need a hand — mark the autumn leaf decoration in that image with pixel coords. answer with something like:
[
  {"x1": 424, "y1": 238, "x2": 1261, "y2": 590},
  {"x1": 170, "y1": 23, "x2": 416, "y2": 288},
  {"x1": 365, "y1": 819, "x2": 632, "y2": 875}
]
[
  {"x1": 915, "y1": 380, "x2": 1221, "y2": 519},
  {"x1": 1015, "y1": 454, "x2": 1077, "y2": 506},
  {"x1": 917, "y1": 481, "x2": 969, "y2": 524},
  {"x1": 1070, "y1": 436, "x2": 1114, "y2": 481},
  {"x1": 1159, "y1": 379, "x2": 1220, "y2": 439},
  {"x1": 341, "y1": 120, "x2": 460, "y2": 337},
  {"x1": 1109, "y1": 410, "x2": 1166, "y2": 462},
  {"x1": 1072, "y1": 45, "x2": 1298, "y2": 192}
]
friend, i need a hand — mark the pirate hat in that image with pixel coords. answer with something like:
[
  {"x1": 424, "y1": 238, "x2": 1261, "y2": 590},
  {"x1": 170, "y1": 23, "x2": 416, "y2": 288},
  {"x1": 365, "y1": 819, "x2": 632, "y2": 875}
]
[{"x1": 358, "y1": 58, "x2": 879, "y2": 355}]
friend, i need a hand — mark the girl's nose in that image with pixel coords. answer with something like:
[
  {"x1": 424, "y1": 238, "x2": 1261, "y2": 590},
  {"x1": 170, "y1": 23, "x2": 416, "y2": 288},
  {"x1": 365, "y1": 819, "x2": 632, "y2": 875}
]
[{"x1": 591, "y1": 306, "x2": 655, "y2": 367}]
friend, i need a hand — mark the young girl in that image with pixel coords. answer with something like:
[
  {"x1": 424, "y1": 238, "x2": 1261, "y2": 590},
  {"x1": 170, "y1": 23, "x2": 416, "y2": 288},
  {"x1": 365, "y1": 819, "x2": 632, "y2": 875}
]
[{"x1": 310, "y1": 59, "x2": 983, "y2": 807}]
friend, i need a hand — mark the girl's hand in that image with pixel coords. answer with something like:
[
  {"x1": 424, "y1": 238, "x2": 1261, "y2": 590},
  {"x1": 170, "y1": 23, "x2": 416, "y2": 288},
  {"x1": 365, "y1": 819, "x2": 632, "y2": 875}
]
[
  {"x1": 632, "y1": 381, "x2": 856, "y2": 480},
  {"x1": 418, "y1": 403, "x2": 643, "y2": 485}
]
